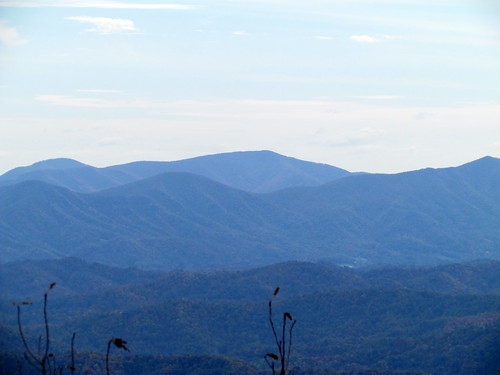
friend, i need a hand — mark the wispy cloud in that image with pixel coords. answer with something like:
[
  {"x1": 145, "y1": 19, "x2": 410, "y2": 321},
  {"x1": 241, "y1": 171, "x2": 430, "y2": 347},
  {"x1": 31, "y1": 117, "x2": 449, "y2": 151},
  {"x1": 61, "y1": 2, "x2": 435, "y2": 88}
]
[
  {"x1": 67, "y1": 16, "x2": 138, "y2": 34},
  {"x1": 353, "y1": 95, "x2": 403, "y2": 100},
  {"x1": 0, "y1": 1, "x2": 195, "y2": 9},
  {"x1": 77, "y1": 89, "x2": 121, "y2": 93},
  {"x1": 312, "y1": 35, "x2": 333, "y2": 40},
  {"x1": 35, "y1": 94, "x2": 118, "y2": 107},
  {"x1": 232, "y1": 31, "x2": 247, "y2": 36},
  {"x1": 349, "y1": 35, "x2": 380, "y2": 43},
  {"x1": 35, "y1": 94, "x2": 153, "y2": 108},
  {"x1": 349, "y1": 34, "x2": 400, "y2": 43},
  {"x1": 0, "y1": 20, "x2": 27, "y2": 46}
]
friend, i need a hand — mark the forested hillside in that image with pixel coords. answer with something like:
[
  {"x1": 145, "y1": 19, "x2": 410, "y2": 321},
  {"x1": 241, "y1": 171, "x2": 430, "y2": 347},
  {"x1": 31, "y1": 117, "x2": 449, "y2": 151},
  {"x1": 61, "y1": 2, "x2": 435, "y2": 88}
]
[
  {"x1": 2, "y1": 260, "x2": 499, "y2": 375},
  {"x1": 1, "y1": 154, "x2": 499, "y2": 374},
  {"x1": 0, "y1": 156, "x2": 499, "y2": 269}
]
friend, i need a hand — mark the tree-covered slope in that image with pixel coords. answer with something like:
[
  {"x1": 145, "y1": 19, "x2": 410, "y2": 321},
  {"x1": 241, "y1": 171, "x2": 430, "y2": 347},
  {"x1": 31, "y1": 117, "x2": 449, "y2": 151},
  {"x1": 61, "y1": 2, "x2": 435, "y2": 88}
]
[
  {"x1": 0, "y1": 173, "x2": 305, "y2": 268},
  {"x1": 20, "y1": 289, "x2": 497, "y2": 375},
  {"x1": 0, "y1": 257, "x2": 164, "y2": 299},
  {"x1": 3, "y1": 260, "x2": 499, "y2": 375},
  {"x1": 264, "y1": 156, "x2": 500, "y2": 266},
  {"x1": 0, "y1": 156, "x2": 499, "y2": 269},
  {"x1": 3, "y1": 260, "x2": 498, "y2": 328}
]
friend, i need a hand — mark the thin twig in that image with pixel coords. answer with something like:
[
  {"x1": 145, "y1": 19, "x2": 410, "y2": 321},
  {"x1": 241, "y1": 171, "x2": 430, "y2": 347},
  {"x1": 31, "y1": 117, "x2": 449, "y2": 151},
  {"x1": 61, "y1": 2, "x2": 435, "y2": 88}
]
[
  {"x1": 268, "y1": 301, "x2": 282, "y2": 354},
  {"x1": 17, "y1": 305, "x2": 41, "y2": 369},
  {"x1": 106, "y1": 339, "x2": 112, "y2": 375},
  {"x1": 286, "y1": 320, "x2": 296, "y2": 370},
  {"x1": 23, "y1": 352, "x2": 41, "y2": 372},
  {"x1": 266, "y1": 289, "x2": 296, "y2": 375},
  {"x1": 70, "y1": 332, "x2": 76, "y2": 372},
  {"x1": 264, "y1": 356, "x2": 276, "y2": 375},
  {"x1": 43, "y1": 292, "x2": 50, "y2": 360},
  {"x1": 281, "y1": 314, "x2": 286, "y2": 374}
]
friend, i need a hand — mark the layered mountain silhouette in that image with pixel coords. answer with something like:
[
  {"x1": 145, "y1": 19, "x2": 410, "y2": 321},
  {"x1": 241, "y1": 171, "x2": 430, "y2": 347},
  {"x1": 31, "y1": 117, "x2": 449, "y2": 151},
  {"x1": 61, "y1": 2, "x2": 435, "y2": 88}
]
[
  {"x1": 0, "y1": 153, "x2": 498, "y2": 269},
  {"x1": 0, "y1": 151, "x2": 351, "y2": 193}
]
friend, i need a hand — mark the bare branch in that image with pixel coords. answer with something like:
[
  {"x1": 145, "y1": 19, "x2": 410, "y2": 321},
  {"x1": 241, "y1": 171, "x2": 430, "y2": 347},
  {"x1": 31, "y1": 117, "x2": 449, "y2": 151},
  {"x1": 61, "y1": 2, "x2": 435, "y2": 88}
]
[
  {"x1": 268, "y1": 300, "x2": 282, "y2": 354},
  {"x1": 286, "y1": 320, "x2": 297, "y2": 370},
  {"x1": 16, "y1": 305, "x2": 41, "y2": 368},
  {"x1": 266, "y1": 288, "x2": 297, "y2": 375}
]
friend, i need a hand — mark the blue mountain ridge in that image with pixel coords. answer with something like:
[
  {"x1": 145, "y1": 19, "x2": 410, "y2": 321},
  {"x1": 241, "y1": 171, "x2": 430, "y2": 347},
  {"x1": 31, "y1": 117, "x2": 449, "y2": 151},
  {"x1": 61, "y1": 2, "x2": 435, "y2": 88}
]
[
  {"x1": 0, "y1": 155, "x2": 498, "y2": 269},
  {"x1": 0, "y1": 150, "x2": 351, "y2": 193}
]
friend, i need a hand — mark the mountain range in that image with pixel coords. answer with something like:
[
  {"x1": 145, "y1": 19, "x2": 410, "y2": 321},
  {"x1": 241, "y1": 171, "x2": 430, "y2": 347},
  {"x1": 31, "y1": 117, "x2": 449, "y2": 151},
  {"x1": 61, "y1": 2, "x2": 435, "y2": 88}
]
[
  {"x1": 2, "y1": 258, "x2": 499, "y2": 375},
  {"x1": 0, "y1": 150, "x2": 350, "y2": 194},
  {"x1": 0, "y1": 152, "x2": 499, "y2": 269},
  {"x1": 2, "y1": 151, "x2": 499, "y2": 375}
]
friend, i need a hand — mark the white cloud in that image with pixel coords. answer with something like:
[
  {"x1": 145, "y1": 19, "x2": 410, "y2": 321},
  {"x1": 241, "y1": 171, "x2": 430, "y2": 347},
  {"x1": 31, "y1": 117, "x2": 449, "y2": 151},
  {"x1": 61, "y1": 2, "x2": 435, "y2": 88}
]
[
  {"x1": 0, "y1": 20, "x2": 26, "y2": 46},
  {"x1": 349, "y1": 35, "x2": 380, "y2": 43},
  {"x1": 312, "y1": 35, "x2": 333, "y2": 40},
  {"x1": 352, "y1": 95, "x2": 403, "y2": 100},
  {"x1": 35, "y1": 94, "x2": 118, "y2": 107},
  {"x1": 349, "y1": 34, "x2": 401, "y2": 43},
  {"x1": 232, "y1": 31, "x2": 247, "y2": 36},
  {"x1": 67, "y1": 16, "x2": 138, "y2": 34},
  {"x1": 0, "y1": 1, "x2": 194, "y2": 9},
  {"x1": 35, "y1": 94, "x2": 153, "y2": 108},
  {"x1": 77, "y1": 89, "x2": 121, "y2": 93}
]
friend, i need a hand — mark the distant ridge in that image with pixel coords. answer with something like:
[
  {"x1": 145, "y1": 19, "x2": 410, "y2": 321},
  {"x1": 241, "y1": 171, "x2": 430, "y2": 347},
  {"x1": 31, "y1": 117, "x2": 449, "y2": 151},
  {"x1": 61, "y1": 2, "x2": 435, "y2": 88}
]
[
  {"x1": 107, "y1": 150, "x2": 351, "y2": 193},
  {"x1": 1, "y1": 158, "x2": 88, "y2": 179},
  {"x1": 0, "y1": 151, "x2": 351, "y2": 193},
  {"x1": 0, "y1": 173, "x2": 305, "y2": 268},
  {"x1": 0, "y1": 155, "x2": 498, "y2": 269}
]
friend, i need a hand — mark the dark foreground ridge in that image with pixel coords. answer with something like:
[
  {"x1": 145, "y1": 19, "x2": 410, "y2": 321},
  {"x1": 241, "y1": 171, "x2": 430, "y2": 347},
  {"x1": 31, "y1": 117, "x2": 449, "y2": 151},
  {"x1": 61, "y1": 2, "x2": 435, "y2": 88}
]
[{"x1": 1, "y1": 260, "x2": 499, "y2": 375}]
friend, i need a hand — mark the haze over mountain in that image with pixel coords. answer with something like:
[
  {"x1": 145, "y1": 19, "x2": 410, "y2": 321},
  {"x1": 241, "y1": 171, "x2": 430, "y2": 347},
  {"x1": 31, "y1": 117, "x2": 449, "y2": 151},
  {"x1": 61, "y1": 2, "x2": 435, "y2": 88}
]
[
  {"x1": 0, "y1": 154, "x2": 498, "y2": 269},
  {"x1": 0, "y1": 151, "x2": 351, "y2": 194}
]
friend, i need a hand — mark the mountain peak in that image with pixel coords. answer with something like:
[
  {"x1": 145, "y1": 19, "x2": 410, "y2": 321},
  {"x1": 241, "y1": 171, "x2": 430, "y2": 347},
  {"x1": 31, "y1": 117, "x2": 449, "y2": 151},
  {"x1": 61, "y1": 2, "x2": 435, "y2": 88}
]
[
  {"x1": 30, "y1": 158, "x2": 89, "y2": 170},
  {"x1": 464, "y1": 155, "x2": 499, "y2": 166},
  {"x1": 1, "y1": 158, "x2": 89, "y2": 180},
  {"x1": 108, "y1": 151, "x2": 351, "y2": 194},
  {"x1": 456, "y1": 155, "x2": 500, "y2": 173}
]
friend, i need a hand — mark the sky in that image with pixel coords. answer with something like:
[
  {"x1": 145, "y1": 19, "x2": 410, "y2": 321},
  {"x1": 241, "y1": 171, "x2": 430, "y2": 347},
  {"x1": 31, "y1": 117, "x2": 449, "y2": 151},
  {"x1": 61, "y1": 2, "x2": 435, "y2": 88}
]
[{"x1": 0, "y1": 0, "x2": 499, "y2": 174}]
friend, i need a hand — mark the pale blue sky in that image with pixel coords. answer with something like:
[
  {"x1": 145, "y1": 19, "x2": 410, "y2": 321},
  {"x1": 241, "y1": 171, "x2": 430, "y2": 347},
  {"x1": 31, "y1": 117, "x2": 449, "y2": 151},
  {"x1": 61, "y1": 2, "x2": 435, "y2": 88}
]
[{"x1": 1, "y1": 0, "x2": 499, "y2": 174}]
